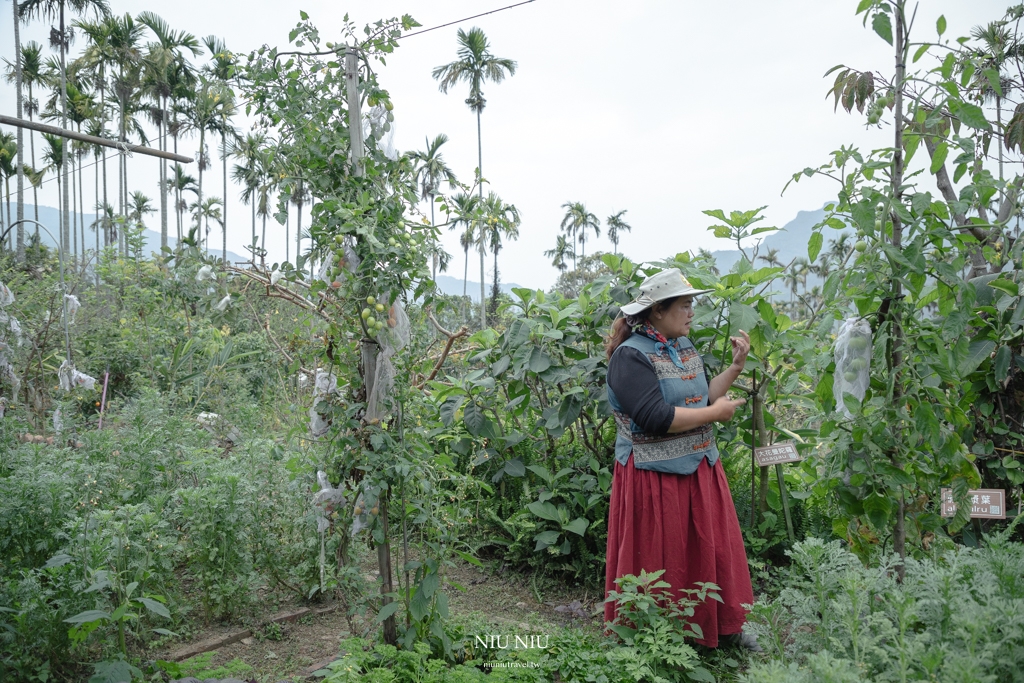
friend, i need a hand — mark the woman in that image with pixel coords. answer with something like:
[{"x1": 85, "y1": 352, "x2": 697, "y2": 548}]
[{"x1": 604, "y1": 267, "x2": 759, "y2": 651}]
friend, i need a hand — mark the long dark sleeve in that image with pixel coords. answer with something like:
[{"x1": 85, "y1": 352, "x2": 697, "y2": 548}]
[{"x1": 608, "y1": 346, "x2": 675, "y2": 434}]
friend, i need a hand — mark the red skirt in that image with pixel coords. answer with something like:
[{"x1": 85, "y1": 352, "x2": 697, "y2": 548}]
[{"x1": 604, "y1": 453, "x2": 753, "y2": 648}]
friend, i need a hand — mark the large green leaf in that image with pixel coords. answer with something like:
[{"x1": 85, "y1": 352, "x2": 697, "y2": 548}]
[
  {"x1": 958, "y1": 340, "x2": 995, "y2": 376},
  {"x1": 420, "y1": 572, "x2": 439, "y2": 599},
  {"x1": 528, "y1": 347, "x2": 552, "y2": 373},
  {"x1": 463, "y1": 402, "x2": 489, "y2": 436},
  {"x1": 439, "y1": 395, "x2": 464, "y2": 427},
  {"x1": 533, "y1": 530, "x2": 561, "y2": 550},
  {"x1": 527, "y1": 501, "x2": 561, "y2": 523},
  {"x1": 729, "y1": 303, "x2": 760, "y2": 335},
  {"x1": 808, "y1": 231, "x2": 824, "y2": 261},
  {"x1": 562, "y1": 517, "x2": 590, "y2": 536},
  {"x1": 137, "y1": 597, "x2": 170, "y2": 620},
  {"x1": 872, "y1": 12, "x2": 893, "y2": 45},
  {"x1": 374, "y1": 600, "x2": 402, "y2": 624},
  {"x1": 65, "y1": 610, "x2": 110, "y2": 625}
]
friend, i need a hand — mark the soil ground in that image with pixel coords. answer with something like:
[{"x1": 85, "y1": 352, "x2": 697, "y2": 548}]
[{"x1": 150, "y1": 559, "x2": 603, "y2": 682}]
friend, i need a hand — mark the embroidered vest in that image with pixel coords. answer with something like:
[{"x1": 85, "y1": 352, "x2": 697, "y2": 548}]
[{"x1": 607, "y1": 333, "x2": 719, "y2": 474}]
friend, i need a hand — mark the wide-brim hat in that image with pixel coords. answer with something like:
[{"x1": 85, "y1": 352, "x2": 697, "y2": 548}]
[{"x1": 620, "y1": 268, "x2": 713, "y2": 316}]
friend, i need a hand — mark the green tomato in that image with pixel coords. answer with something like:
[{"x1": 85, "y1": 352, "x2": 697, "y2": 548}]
[
  {"x1": 366, "y1": 316, "x2": 377, "y2": 327},
  {"x1": 849, "y1": 358, "x2": 867, "y2": 371},
  {"x1": 844, "y1": 371, "x2": 859, "y2": 383},
  {"x1": 361, "y1": 308, "x2": 371, "y2": 319},
  {"x1": 366, "y1": 296, "x2": 375, "y2": 305},
  {"x1": 848, "y1": 336, "x2": 869, "y2": 352},
  {"x1": 854, "y1": 240, "x2": 867, "y2": 253},
  {"x1": 375, "y1": 303, "x2": 385, "y2": 312},
  {"x1": 388, "y1": 237, "x2": 397, "y2": 247},
  {"x1": 334, "y1": 235, "x2": 344, "y2": 244}
]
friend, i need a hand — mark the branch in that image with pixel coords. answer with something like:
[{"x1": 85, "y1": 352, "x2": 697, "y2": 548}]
[
  {"x1": 246, "y1": 302, "x2": 314, "y2": 378},
  {"x1": 415, "y1": 314, "x2": 469, "y2": 388},
  {"x1": 921, "y1": 134, "x2": 989, "y2": 241}
]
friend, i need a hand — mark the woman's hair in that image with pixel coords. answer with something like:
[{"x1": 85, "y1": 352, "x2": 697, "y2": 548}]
[{"x1": 604, "y1": 296, "x2": 680, "y2": 359}]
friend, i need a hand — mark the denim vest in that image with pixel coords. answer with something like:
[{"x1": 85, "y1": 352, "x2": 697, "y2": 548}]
[{"x1": 607, "y1": 333, "x2": 719, "y2": 474}]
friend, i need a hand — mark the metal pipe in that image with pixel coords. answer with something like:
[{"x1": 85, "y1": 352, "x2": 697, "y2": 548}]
[{"x1": 0, "y1": 114, "x2": 194, "y2": 163}]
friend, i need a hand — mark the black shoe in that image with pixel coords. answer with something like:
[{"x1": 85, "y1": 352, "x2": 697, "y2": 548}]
[{"x1": 721, "y1": 632, "x2": 763, "y2": 653}]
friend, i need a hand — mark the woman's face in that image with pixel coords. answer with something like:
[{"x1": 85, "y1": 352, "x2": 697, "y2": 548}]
[{"x1": 652, "y1": 297, "x2": 695, "y2": 339}]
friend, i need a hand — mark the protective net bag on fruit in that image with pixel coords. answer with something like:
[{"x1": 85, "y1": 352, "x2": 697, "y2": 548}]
[
  {"x1": 312, "y1": 471, "x2": 348, "y2": 594},
  {"x1": 64, "y1": 295, "x2": 81, "y2": 324},
  {"x1": 309, "y1": 368, "x2": 340, "y2": 437},
  {"x1": 365, "y1": 299, "x2": 410, "y2": 423},
  {"x1": 833, "y1": 317, "x2": 872, "y2": 418},
  {"x1": 58, "y1": 359, "x2": 97, "y2": 392}
]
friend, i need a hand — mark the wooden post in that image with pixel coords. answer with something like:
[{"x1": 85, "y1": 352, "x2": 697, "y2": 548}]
[
  {"x1": 774, "y1": 463, "x2": 796, "y2": 543},
  {"x1": 345, "y1": 47, "x2": 364, "y2": 178}
]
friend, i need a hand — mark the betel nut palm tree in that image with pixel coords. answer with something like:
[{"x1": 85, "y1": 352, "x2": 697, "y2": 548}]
[
  {"x1": 432, "y1": 26, "x2": 516, "y2": 328},
  {"x1": 605, "y1": 209, "x2": 631, "y2": 255},
  {"x1": 137, "y1": 11, "x2": 201, "y2": 251},
  {"x1": 19, "y1": 0, "x2": 110, "y2": 258},
  {"x1": 559, "y1": 201, "x2": 600, "y2": 275},
  {"x1": 407, "y1": 133, "x2": 458, "y2": 279}
]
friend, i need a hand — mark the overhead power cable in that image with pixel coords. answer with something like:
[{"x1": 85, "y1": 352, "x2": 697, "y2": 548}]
[{"x1": 397, "y1": 0, "x2": 539, "y2": 40}]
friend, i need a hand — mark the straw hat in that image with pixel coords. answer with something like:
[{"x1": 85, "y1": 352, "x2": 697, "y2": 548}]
[{"x1": 620, "y1": 268, "x2": 712, "y2": 316}]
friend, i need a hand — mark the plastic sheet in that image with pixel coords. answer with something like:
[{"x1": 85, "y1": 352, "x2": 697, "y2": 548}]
[
  {"x1": 365, "y1": 299, "x2": 410, "y2": 422},
  {"x1": 309, "y1": 368, "x2": 340, "y2": 437},
  {"x1": 270, "y1": 269, "x2": 284, "y2": 286},
  {"x1": 53, "y1": 408, "x2": 63, "y2": 434},
  {"x1": 196, "y1": 265, "x2": 216, "y2": 282},
  {"x1": 0, "y1": 281, "x2": 13, "y2": 307},
  {"x1": 833, "y1": 317, "x2": 872, "y2": 419},
  {"x1": 64, "y1": 295, "x2": 81, "y2": 324},
  {"x1": 214, "y1": 295, "x2": 231, "y2": 311},
  {"x1": 58, "y1": 360, "x2": 97, "y2": 392},
  {"x1": 196, "y1": 411, "x2": 242, "y2": 444}
]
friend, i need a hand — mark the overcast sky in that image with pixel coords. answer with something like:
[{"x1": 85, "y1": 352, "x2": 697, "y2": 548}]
[{"x1": 0, "y1": 0, "x2": 1008, "y2": 289}]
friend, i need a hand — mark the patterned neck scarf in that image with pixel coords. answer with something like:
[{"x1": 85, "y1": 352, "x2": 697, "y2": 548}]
[{"x1": 635, "y1": 320, "x2": 685, "y2": 370}]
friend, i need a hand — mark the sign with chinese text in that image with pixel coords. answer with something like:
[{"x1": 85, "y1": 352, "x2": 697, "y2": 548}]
[
  {"x1": 753, "y1": 441, "x2": 802, "y2": 467},
  {"x1": 939, "y1": 488, "x2": 1006, "y2": 519}
]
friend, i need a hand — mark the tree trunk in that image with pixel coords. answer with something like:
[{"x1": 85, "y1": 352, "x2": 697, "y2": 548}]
[
  {"x1": 197, "y1": 128, "x2": 205, "y2": 251},
  {"x1": 160, "y1": 98, "x2": 168, "y2": 251},
  {"x1": 890, "y1": 2, "x2": 908, "y2": 580},
  {"x1": 222, "y1": 133, "x2": 228, "y2": 261},
  {"x1": 476, "y1": 108, "x2": 486, "y2": 328},
  {"x1": 430, "y1": 200, "x2": 436, "y2": 280},
  {"x1": 71, "y1": 151, "x2": 77, "y2": 261},
  {"x1": 94, "y1": 151, "x2": 99, "y2": 285},
  {"x1": 29, "y1": 83, "x2": 39, "y2": 230},
  {"x1": 479, "y1": 239, "x2": 486, "y2": 329},
  {"x1": 59, "y1": 3, "x2": 70, "y2": 257},
  {"x1": 78, "y1": 138, "x2": 84, "y2": 265},
  {"x1": 13, "y1": 0, "x2": 25, "y2": 261}
]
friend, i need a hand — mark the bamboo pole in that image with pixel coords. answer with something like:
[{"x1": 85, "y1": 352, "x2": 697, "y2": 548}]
[{"x1": 0, "y1": 115, "x2": 193, "y2": 163}]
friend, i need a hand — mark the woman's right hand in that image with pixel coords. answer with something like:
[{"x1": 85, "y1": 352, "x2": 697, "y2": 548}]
[{"x1": 712, "y1": 395, "x2": 746, "y2": 422}]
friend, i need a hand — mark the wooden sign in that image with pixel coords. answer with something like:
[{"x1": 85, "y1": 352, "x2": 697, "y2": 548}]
[
  {"x1": 753, "y1": 441, "x2": 802, "y2": 467},
  {"x1": 940, "y1": 488, "x2": 1006, "y2": 519}
]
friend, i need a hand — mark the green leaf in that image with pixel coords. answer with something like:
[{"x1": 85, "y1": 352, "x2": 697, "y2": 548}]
[
  {"x1": 984, "y1": 68, "x2": 1003, "y2": 97},
  {"x1": 456, "y1": 550, "x2": 483, "y2": 567},
  {"x1": 503, "y1": 458, "x2": 526, "y2": 477},
  {"x1": 712, "y1": 225, "x2": 731, "y2": 239},
  {"x1": 137, "y1": 597, "x2": 170, "y2": 620},
  {"x1": 688, "y1": 668, "x2": 717, "y2": 683},
  {"x1": 65, "y1": 610, "x2": 110, "y2": 625},
  {"x1": 987, "y1": 278, "x2": 1019, "y2": 297},
  {"x1": 912, "y1": 43, "x2": 931, "y2": 63},
  {"x1": 463, "y1": 402, "x2": 489, "y2": 436},
  {"x1": 374, "y1": 600, "x2": 402, "y2": 624},
  {"x1": 808, "y1": 231, "x2": 824, "y2": 261},
  {"x1": 959, "y1": 340, "x2": 996, "y2": 376},
  {"x1": 528, "y1": 347, "x2": 552, "y2": 373},
  {"x1": 937, "y1": 14, "x2": 946, "y2": 35},
  {"x1": 729, "y1": 302, "x2": 760, "y2": 334},
  {"x1": 930, "y1": 141, "x2": 948, "y2": 174},
  {"x1": 534, "y1": 530, "x2": 561, "y2": 550},
  {"x1": 557, "y1": 395, "x2": 583, "y2": 429},
  {"x1": 409, "y1": 589, "x2": 430, "y2": 622},
  {"x1": 527, "y1": 501, "x2": 561, "y2": 523},
  {"x1": 855, "y1": 0, "x2": 873, "y2": 13},
  {"x1": 872, "y1": 12, "x2": 893, "y2": 45},
  {"x1": 89, "y1": 660, "x2": 143, "y2": 683},
  {"x1": 950, "y1": 100, "x2": 992, "y2": 131},
  {"x1": 300, "y1": 10, "x2": 309, "y2": 20},
  {"x1": 43, "y1": 553, "x2": 73, "y2": 569},
  {"x1": 439, "y1": 395, "x2": 464, "y2": 427},
  {"x1": 420, "y1": 572, "x2": 439, "y2": 599},
  {"x1": 995, "y1": 345, "x2": 1012, "y2": 381},
  {"x1": 563, "y1": 517, "x2": 590, "y2": 536}
]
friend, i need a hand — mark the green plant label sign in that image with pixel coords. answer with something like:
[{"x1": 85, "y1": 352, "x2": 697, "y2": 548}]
[
  {"x1": 940, "y1": 488, "x2": 1007, "y2": 519},
  {"x1": 753, "y1": 441, "x2": 801, "y2": 467}
]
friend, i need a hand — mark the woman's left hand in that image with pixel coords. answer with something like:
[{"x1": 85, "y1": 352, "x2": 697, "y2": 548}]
[{"x1": 730, "y1": 330, "x2": 751, "y2": 370}]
